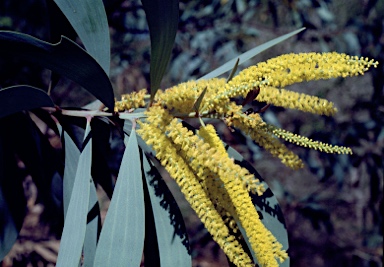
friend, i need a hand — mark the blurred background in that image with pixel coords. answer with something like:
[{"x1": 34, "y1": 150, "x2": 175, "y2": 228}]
[{"x1": 0, "y1": 0, "x2": 383, "y2": 266}]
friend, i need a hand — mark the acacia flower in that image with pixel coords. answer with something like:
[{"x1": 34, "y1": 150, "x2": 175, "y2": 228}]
[{"x1": 124, "y1": 51, "x2": 378, "y2": 267}]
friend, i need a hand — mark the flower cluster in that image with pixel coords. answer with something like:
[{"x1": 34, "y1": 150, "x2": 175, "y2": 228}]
[
  {"x1": 117, "y1": 52, "x2": 378, "y2": 266},
  {"x1": 114, "y1": 89, "x2": 147, "y2": 112},
  {"x1": 138, "y1": 106, "x2": 286, "y2": 267}
]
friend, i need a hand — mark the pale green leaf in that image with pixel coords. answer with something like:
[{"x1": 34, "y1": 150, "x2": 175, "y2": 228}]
[
  {"x1": 82, "y1": 181, "x2": 99, "y2": 267},
  {"x1": 56, "y1": 121, "x2": 92, "y2": 267},
  {"x1": 53, "y1": 0, "x2": 110, "y2": 74},
  {"x1": 62, "y1": 131, "x2": 80, "y2": 218},
  {"x1": 62, "y1": 128, "x2": 99, "y2": 267},
  {"x1": 199, "y1": 28, "x2": 305, "y2": 80},
  {"x1": 94, "y1": 128, "x2": 145, "y2": 266}
]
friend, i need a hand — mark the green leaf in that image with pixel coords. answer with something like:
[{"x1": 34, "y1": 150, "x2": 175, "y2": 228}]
[
  {"x1": 0, "y1": 31, "x2": 114, "y2": 110},
  {"x1": 62, "y1": 130, "x2": 80, "y2": 218},
  {"x1": 226, "y1": 58, "x2": 240, "y2": 83},
  {"x1": 62, "y1": 128, "x2": 99, "y2": 267},
  {"x1": 142, "y1": 152, "x2": 191, "y2": 266},
  {"x1": 193, "y1": 87, "x2": 207, "y2": 114},
  {"x1": 83, "y1": 181, "x2": 99, "y2": 267},
  {"x1": 56, "y1": 121, "x2": 92, "y2": 267},
  {"x1": 94, "y1": 128, "x2": 145, "y2": 266},
  {"x1": 226, "y1": 146, "x2": 289, "y2": 267},
  {"x1": 53, "y1": 0, "x2": 110, "y2": 74},
  {"x1": 141, "y1": 0, "x2": 179, "y2": 102},
  {"x1": 199, "y1": 27, "x2": 305, "y2": 80},
  {"x1": 0, "y1": 86, "x2": 54, "y2": 119}
]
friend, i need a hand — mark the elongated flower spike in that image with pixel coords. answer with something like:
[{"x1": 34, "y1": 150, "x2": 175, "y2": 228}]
[
  {"x1": 122, "y1": 51, "x2": 378, "y2": 267},
  {"x1": 138, "y1": 106, "x2": 256, "y2": 266}
]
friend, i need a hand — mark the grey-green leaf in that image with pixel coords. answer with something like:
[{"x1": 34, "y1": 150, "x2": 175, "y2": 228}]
[
  {"x1": 62, "y1": 130, "x2": 80, "y2": 218},
  {"x1": 199, "y1": 27, "x2": 305, "y2": 80},
  {"x1": 0, "y1": 86, "x2": 54, "y2": 119},
  {"x1": 0, "y1": 31, "x2": 114, "y2": 110},
  {"x1": 53, "y1": 0, "x2": 110, "y2": 74},
  {"x1": 62, "y1": 129, "x2": 99, "y2": 267},
  {"x1": 141, "y1": 0, "x2": 179, "y2": 101},
  {"x1": 82, "y1": 180, "x2": 99, "y2": 267},
  {"x1": 56, "y1": 121, "x2": 92, "y2": 267},
  {"x1": 94, "y1": 128, "x2": 145, "y2": 266}
]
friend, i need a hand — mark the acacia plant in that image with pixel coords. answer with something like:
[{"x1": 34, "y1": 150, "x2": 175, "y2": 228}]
[{"x1": 0, "y1": 0, "x2": 378, "y2": 266}]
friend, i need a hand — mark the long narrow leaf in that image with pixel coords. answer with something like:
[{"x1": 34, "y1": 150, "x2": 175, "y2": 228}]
[
  {"x1": 141, "y1": 0, "x2": 179, "y2": 101},
  {"x1": 53, "y1": 0, "x2": 110, "y2": 74},
  {"x1": 199, "y1": 27, "x2": 305, "y2": 80},
  {"x1": 62, "y1": 128, "x2": 99, "y2": 267},
  {"x1": 62, "y1": 131, "x2": 80, "y2": 218},
  {"x1": 0, "y1": 31, "x2": 114, "y2": 110},
  {"x1": 56, "y1": 120, "x2": 92, "y2": 267},
  {"x1": 0, "y1": 86, "x2": 54, "y2": 119},
  {"x1": 94, "y1": 128, "x2": 145, "y2": 266},
  {"x1": 83, "y1": 181, "x2": 99, "y2": 267}
]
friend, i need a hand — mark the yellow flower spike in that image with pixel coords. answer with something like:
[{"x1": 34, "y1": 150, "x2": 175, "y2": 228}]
[
  {"x1": 229, "y1": 111, "x2": 304, "y2": 169},
  {"x1": 198, "y1": 124, "x2": 265, "y2": 196},
  {"x1": 138, "y1": 113, "x2": 254, "y2": 267},
  {"x1": 164, "y1": 120, "x2": 287, "y2": 267},
  {"x1": 256, "y1": 86, "x2": 338, "y2": 116},
  {"x1": 114, "y1": 89, "x2": 147, "y2": 111},
  {"x1": 228, "y1": 52, "x2": 378, "y2": 91},
  {"x1": 268, "y1": 125, "x2": 353, "y2": 154},
  {"x1": 157, "y1": 78, "x2": 227, "y2": 114}
]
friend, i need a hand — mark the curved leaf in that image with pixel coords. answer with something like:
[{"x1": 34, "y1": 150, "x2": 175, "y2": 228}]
[
  {"x1": 56, "y1": 121, "x2": 92, "y2": 267},
  {"x1": 199, "y1": 27, "x2": 305, "y2": 80},
  {"x1": 0, "y1": 86, "x2": 54, "y2": 119},
  {"x1": 94, "y1": 128, "x2": 145, "y2": 266},
  {"x1": 141, "y1": 0, "x2": 179, "y2": 101},
  {"x1": 53, "y1": 0, "x2": 110, "y2": 74},
  {"x1": 0, "y1": 31, "x2": 114, "y2": 110}
]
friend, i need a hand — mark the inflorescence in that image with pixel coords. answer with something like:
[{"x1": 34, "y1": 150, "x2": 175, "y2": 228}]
[{"x1": 115, "y1": 52, "x2": 378, "y2": 267}]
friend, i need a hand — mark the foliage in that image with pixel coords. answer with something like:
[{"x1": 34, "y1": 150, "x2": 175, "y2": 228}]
[{"x1": 0, "y1": 0, "x2": 381, "y2": 267}]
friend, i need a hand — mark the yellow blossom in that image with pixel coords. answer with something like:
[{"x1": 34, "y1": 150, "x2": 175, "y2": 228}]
[
  {"x1": 164, "y1": 119, "x2": 287, "y2": 267},
  {"x1": 137, "y1": 107, "x2": 255, "y2": 266},
  {"x1": 114, "y1": 89, "x2": 147, "y2": 112},
  {"x1": 256, "y1": 86, "x2": 337, "y2": 116},
  {"x1": 267, "y1": 125, "x2": 352, "y2": 154},
  {"x1": 226, "y1": 107, "x2": 304, "y2": 169},
  {"x1": 156, "y1": 78, "x2": 227, "y2": 114}
]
